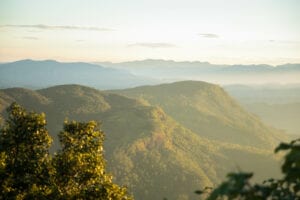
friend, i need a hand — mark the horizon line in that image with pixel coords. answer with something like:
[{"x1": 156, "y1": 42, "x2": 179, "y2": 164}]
[{"x1": 1, "y1": 58, "x2": 300, "y2": 67}]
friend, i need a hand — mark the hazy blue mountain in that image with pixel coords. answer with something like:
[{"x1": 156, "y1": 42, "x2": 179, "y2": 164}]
[
  {"x1": 275, "y1": 63, "x2": 300, "y2": 71},
  {"x1": 2, "y1": 59, "x2": 299, "y2": 90},
  {"x1": 97, "y1": 59, "x2": 300, "y2": 84},
  {"x1": 0, "y1": 59, "x2": 156, "y2": 89}
]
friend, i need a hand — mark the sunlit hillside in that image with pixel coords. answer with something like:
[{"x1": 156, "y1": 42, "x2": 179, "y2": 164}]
[{"x1": 0, "y1": 82, "x2": 287, "y2": 199}]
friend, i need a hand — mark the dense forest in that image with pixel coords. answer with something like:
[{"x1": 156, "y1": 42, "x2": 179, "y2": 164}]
[
  {"x1": 2, "y1": 0, "x2": 299, "y2": 199},
  {"x1": 1, "y1": 103, "x2": 299, "y2": 199},
  {"x1": 0, "y1": 82, "x2": 290, "y2": 199}
]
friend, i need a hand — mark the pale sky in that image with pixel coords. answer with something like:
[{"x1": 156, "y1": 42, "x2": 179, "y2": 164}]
[{"x1": 0, "y1": 0, "x2": 299, "y2": 65}]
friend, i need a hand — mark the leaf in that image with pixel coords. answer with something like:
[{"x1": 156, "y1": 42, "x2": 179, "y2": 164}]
[{"x1": 275, "y1": 143, "x2": 291, "y2": 153}]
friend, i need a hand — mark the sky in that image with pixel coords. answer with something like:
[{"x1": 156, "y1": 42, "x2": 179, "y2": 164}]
[{"x1": 0, "y1": 0, "x2": 299, "y2": 65}]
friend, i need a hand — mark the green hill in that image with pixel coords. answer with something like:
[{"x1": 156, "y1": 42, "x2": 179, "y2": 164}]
[
  {"x1": 113, "y1": 81, "x2": 287, "y2": 149},
  {"x1": 0, "y1": 84, "x2": 285, "y2": 200}
]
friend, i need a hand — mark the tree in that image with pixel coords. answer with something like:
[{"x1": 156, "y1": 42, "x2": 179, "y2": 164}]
[
  {"x1": 53, "y1": 120, "x2": 132, "y2": 200},
  {"x1": 0, "y1": 103, "x2": 132, "y2": 200},
  {"x1": 196, "y1": 138, "x2": 300, "y2": 200},
  {"x1": 0, "y1": 103, "x2": 53, "y2": 199}
]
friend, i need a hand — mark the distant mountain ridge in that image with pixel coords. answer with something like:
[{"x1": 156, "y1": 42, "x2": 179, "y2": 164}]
[
  {"x1": 0, "y1": 59, "x2": 155, "y2": 89},
  {"x1": 97, "y1": 59, "x2": 300, "y2": 84},
  {"x1": 101, "y1": 59, "x2": 300, "y2": 70},
  {"x1": 1, "y1": 59, "x2": 299, "y2": 90}
]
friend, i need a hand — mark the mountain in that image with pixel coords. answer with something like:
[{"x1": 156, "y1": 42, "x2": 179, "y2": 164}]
[
  {"x1": 0, "y1": 83, "x2": 286, "y2": 200},
  {"x1": 97, "y1": 59, "x2": 300, "y2": 84},
  {"x1": 113, "y1": 81, "x2": 287, "y2": 149},
  {"x1": 0, "y1": 59, "x2": 155, "y2": 89},
  {"x1": 2, "y1": 59, "x2": 299, "y2": 90}
]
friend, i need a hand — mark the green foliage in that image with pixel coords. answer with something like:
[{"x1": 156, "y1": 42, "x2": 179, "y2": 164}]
[
  {"x1": 0, "y1": 85, "x2": 287, "y2": 200},
  {"x1": 0, "y1": 102, "x2": 53, "y2": 199},
  {"x1": 0, "y1": 103, "x2": 132, "y2": 200},
  {"x1": 197, "y1": 139, "x2": 300, "y2": 200},
  {"x1": 53, "y1": 120, "x2": 132, "y2": 200},
  {"x1": 114, "y1": 80, "x2": 288, "y2": 149}
]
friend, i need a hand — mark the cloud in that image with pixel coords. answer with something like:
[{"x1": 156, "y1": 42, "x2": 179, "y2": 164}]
[
  {"x1": 22, "y1": 36, "x2": 39, "y2": 40},
  {"x1": 198, "y1": 33, "x2": 219, "y2": 38},
  {"x1": 128, "y1": 43, "x2": 177, "y2": 48},
  {"x1": 270, "y1": 40, "x2": 300, "y2": 45},
  {"x1": 0, "y1": 24, "x2": 114, "y2": 32}
]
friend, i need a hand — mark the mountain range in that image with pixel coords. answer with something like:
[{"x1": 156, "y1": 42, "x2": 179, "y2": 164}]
[
  {"x1": 0, "y1": 59, "x2": 155, "y2": 89},
  {"x1": 0, "y1": 81, "x2": 289, "y2": 200},
  {"x1": 1, "y1": 59, "x2": 300, "y2": 90},
  {"x1": 98, "y1": 59, "x2": 300, "y2": 85}
]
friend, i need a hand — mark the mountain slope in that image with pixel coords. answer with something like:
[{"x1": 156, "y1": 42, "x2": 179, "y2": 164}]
[
  {"x1": 113, "y1": 81, "x2": 288, "y2": 149},
  {"x1": 0, "y1": 84, "x2": 283, "y2": 200},
  {"x1": 0, "y1": 59, "x2": 154, "y2": 89}
]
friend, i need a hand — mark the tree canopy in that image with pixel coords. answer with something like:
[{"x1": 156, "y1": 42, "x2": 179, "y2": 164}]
[
  {"x1": 54, "y1": 120, "x2": 131, "y2": 199},
  {"x1": 0, "y1": 103, "x2": 132, "y2": 200},
  {"x1": 0, "y1": 103, "x2": 52, "y2": 199},
  {"x1": 1, "y1": 102, "x2": 299, "y2": 200}
]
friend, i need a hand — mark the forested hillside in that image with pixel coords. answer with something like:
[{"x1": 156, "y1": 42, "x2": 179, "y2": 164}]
[
  {"x1": 0, "y1": 82, "x2": 287, "y2": 200},
  {"x1": 114, "y1": 81, "x2": 287, "y2": 149}
]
